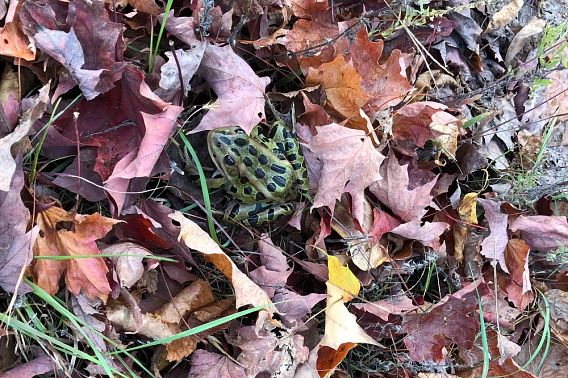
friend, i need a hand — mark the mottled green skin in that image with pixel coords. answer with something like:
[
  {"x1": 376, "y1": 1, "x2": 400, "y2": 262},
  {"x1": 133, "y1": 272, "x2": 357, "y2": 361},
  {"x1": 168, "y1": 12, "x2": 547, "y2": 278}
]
[{"x1": 208, "y1": 123, "x2": 309, "y2": 225}]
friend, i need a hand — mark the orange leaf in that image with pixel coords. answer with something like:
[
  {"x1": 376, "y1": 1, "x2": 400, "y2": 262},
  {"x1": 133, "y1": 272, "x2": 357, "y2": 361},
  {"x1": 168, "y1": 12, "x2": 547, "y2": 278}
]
[{"x1": 32, "y1": 206, "x2": 120, "y2": 301}]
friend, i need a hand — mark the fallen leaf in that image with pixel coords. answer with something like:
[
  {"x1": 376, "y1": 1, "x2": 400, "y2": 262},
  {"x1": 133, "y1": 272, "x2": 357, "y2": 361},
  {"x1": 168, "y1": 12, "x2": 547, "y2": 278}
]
[
  {"x1": 0, "y1": 157, "x2": 37, "y2": 294},
  {"x1": 505, "y1": 17, "x2": 546, "y2": 66},
  {"x1": 192, "y1": 45, "x2": 271, "y2": 134},
  {"x1": 349, "y1": 28, "x2": 414, "y2": 112},
  {"x1": 156, "y1": 47, "x2": 205, "y2": 102},
  {"x1": 0, "y1": 0, "x2": 35, "y2": 60},
  {"x1": 352, "y1": 295, "x2": 418, "y2": 321},
  {"x1": 402, "y1": 294, "x2": 479, "y2": 362},
  {"x1": 317, "y1": 283, "x2": 379, "y2": 376},
  {"x1": 189, "y1": 349, "x2": 247, "y2": 378},
  {"x1": 486, "y1": 0, "x2": 524, "y2": 32},
  {"x1": 21, "y1": 0, "x2": 127, "y2": 99},
  {"x1": 103, "y1": 242, "x2": 154, "y2": 289},
  {"x1": 232, "y1": 324, "x2": 309, "y2": 377},
  {"x1": 510, "y1": 216, "x2": 568, "y2": 251},
  {"x1": 171, "y1": 211, "x2": 275, "y2": 313},
  {"x1": 0, "y1": 354, "x2": 55, "y2": 378},
  {"x1": 304, "y1": 123, "x2": 384, "y2": 224},
  {"x1": 479, "y1": 199, "x2": 509, "y2": 273},
  {"x1": 155, "y1": 279, "x2": 215, "y2": 324},
  {"x1": 32, "y1": 206, "x2": 120, "y2": 301},
  {"x1": 327, "y1": 255, "x2": 360, "y2": 302},
  {"x1": 305, "y1": 55, "x2": 370, "y2": 124},
  {"x1": 0, "y1": 83, "x2": 49, "y2": 191},
  {"x1": 391, "y1": 220, "x2": 450, "y2": 251},
  {"x1": 504, "y1": 239, "x2": 532, "y2": 310},
  {"x1": 370, "y1": 151, "x2": 438, "y2": 223},
  {"x1": 272, "y1": 289, "x2": 326, "y2": 327}
]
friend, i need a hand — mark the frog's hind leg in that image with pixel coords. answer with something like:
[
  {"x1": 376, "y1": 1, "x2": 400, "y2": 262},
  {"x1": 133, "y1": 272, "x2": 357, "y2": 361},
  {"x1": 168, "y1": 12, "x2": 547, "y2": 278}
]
[{"x1": 225, "y1": 201, "x2": 295, "y2": 226}]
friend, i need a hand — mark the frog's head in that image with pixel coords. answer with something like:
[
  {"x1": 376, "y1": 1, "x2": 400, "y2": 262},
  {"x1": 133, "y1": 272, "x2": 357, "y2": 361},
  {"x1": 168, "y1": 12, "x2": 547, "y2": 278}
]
[{"x1": 207, "y1": 127, "x2": 248, "y2": 175}]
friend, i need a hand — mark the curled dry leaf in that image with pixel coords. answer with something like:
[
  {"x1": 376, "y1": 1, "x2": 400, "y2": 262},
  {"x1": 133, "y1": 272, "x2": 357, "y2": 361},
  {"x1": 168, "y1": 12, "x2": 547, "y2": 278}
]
[
  {"x1": 32, "y1": 207, "x2": 121, "y2": 301},
  {"x1": 0, "y1": 0, "x2": 35, "y2": 60},
  {"x1": 505, "y1": 17, "x2": 546, "y2": 66},
  {"x1": 170, "y1": 211, "x2": 275, "y2": 313},
  {"x1": 103, "y1": 242, "x2": 154, "y2": 289},
  {"x1": 0, "y1": 83, "x2": 49, "y2": 191}
]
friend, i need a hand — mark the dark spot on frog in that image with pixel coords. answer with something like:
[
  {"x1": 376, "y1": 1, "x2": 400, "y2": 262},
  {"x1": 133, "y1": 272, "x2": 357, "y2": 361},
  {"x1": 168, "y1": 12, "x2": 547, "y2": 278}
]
[
  {"x1": 240, "y1": 177, "x2": 249, "y2": 185},
  {"x1": 267, "y1": 182, "x2": 277, "y2": 192},
  {"x1": 219, "y1": 136, "x2": 232, "y2": 145},
  {"x1": 273, "y1": 175, "x2": 286, "y2": 187},
  {"x1": 258, "y1": 154, "x2": 269, "y2": 165},
  {"x1": 285, "y1": 141, "x2": 295, "y2": 150},
  {"x1": 244, "y1": 186, "x2": 253, "y2": 195},
  {"x1": 231, "y1": 148, "x2": 240, "y2": 156},
  {"x1": 243, "y1": 156, "x2": 253, "y2": 167},
  {"x1": 229, "y1": 186, "x2": 238, "y2": 193},
  {"x1": 254, "y1": 168, "x2": 266, "y2": 179},
  {"x1": 234, "y1": 137, "x2": 247, "y2": 147},
  {"x1": 276, "y1": 142, "x2": 285, "y2": 151},
  {"x1": 270, "y1": 164, "x2": 287, "y2": 174},
  {"x1": 248, "y1": 145, "x2": 258, "y2": 155},
  {"x1": 268, "y1": 208, "x2": 275, "y2": 219},
  {"x1": 292, "y1": 162, "x2": 303, "y2": 170},
  {"x1": 255, "y1": 192, "x2": 266, "y2": 200},
  {"x1": 223, "y1": 155, "x2": 236, "y2": 166},
  {"x1": 247, "y1": 214, "x2": 259, "y2": 224},
  {"x1": 229, "y1": 203, "x2": 240, "y2": 217},
  {"x1": 287, "y1": 154, "x2": 297, "y2": 161}
]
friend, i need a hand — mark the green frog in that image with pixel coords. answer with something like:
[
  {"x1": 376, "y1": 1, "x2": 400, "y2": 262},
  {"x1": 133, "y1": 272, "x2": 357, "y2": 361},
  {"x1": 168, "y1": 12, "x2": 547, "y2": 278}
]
[{"x1": 207, "y1": 122, "x2": 309, "y2": 225}]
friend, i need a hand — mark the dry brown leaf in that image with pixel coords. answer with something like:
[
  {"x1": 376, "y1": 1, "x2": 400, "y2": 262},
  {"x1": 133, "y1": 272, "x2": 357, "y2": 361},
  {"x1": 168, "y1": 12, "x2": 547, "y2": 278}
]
[
  {"x1": 505, "y1": 17, "x2": 546, "y2": 66},
  {"x1": 32, "y1": 206, "x2": 120, "y2": 301},
  {"x1": 0, "y1": 0, "x2": 35, "y2": 60},
  {"x1": 305, "y1": 55, "x2": 370, "y2": 124},
  {"x1": 103, "y1": 242, "x2": 153, "y2": 289},
  {"x1": 156, "y1": 279, "x2": 215, "y2": 324},
  {"x1": 171, "y1": 211, "x2": 275, "y2": 313},
  {"x1": 486, "y1": 0, "x2": 524, "y2": 32}
]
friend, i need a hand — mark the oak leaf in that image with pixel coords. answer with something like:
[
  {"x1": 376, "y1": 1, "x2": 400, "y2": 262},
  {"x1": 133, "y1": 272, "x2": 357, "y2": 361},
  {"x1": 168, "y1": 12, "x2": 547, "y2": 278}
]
[
  {"x1": 304, "y1": 123, "x2": 384, "y2": 225},
  {"x1": 32, "y1": 207, "x2": 120, "y2": 301},
  {"x1": 189, "y1": 350, "x2": 246, "y2": 378},
  {"x1": 504, "y1": 239, "x2": 533, "y2": 310}
]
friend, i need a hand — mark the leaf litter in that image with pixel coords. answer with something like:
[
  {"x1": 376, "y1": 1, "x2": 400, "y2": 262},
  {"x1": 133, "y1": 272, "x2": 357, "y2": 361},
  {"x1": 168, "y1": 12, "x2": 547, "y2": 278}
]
[{"x1": 0, "y1": 0, "x2": 567, "y2": 377}]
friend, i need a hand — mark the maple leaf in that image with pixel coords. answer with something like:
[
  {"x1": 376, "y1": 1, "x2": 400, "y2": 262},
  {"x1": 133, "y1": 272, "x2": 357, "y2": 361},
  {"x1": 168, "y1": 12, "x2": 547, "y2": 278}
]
[
  {"x1": 303, "y1": 123, "x2": 384, "y2": 225},
  {"x1": 306, "y1": 55, "x2": 370, "y2": 124},
  {"x1": 0, "y1": 0, "x2": 35, "y2": 60},
  {"x1": 32, "y1": 206, "x2": 120, "y2": 301},
  {"x1": 21, "y1": 0, "x2": 126, "y2": 99},
  {"x1": 191, "y1": 45, "x2": 271, "y2": 134},
  {"x1": 478, "y1": 199, "x2": 509, "y2": 273},
  {"x1": 393, "y1": 101, "x2": 460, "y2": 154},
  {"x1": 349, "y1": 28, "x2": 414, "y2": 112},
  {"x1": 391, "y1": 220, "x2": 449, "y2": 251},
  {"x1": 402, "y1": 294, "x2": 479, "y2": 362},
  {"x1": 171, "y1": 211, "x2": 275, "y2": 313},
  {"x1": 0, "y1": 158, "x2": 38, "y2": 294},
  {"x1": 156, "y1": 47, "x2": 204, "y2": 102},
  {"x1": 510, "y1": 216, "x2": 568, "y2": 251},
  {"x1": 369, "y1": 151, "x2": 438, "y2": 223},
  {"x1": 190, "y1": 350, "x2": 246, "y2": 378}
]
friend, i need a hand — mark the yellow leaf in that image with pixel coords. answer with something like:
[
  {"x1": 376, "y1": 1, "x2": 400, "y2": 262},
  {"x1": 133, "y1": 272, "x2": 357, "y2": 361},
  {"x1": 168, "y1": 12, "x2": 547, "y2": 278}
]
[
  {"x1": 459, "y1": 192, "x2": 479, "y2": 225},
  {"x1": 327, "y1": 255, "x2": 360, "y2": 302}
]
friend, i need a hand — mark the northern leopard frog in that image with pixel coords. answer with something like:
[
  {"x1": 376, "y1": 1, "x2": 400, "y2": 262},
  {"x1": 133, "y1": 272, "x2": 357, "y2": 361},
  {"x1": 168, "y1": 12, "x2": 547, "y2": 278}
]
[{"x1": 207, "y1": 122, "x2": 309, "y2": 225}]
